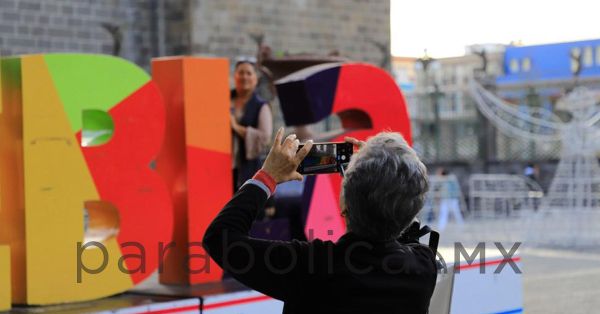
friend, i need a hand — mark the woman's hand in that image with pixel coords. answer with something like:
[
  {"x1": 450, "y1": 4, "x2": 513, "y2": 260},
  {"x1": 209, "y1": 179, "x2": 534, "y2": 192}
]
[
  {"x1": 231, "y1": 114, "x2": 246, "y2": 137},
  {"x1": 230, "y1": 114, "x2": 237, "y2": 128},
  {"x1": 261, "y1": 127, "x2": 313, "y2": 184}
]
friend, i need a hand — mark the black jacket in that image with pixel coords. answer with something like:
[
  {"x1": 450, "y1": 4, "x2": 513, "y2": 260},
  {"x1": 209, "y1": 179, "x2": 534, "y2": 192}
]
[{"x1": 203, "y1": 183, "x2": 437, "y2": 314}]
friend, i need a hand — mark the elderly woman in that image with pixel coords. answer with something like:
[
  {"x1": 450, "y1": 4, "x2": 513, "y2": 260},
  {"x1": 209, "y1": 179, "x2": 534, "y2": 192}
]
[
  {"x1": 203, "y1": 129, "x2": 436, "y2": 314},
  {"x1": 230, "y1": 60, "x2": 273, "y2": 190}
]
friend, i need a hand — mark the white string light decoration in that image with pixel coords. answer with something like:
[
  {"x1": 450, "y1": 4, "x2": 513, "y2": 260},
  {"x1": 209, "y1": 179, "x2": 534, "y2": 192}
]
[{"x1": 469, "y1": 81, "x2": 600, "y2": 247}]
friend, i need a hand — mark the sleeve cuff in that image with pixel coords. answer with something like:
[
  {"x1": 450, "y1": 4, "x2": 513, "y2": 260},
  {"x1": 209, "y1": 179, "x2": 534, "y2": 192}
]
[
  {"x1": 252, "y1": 169, "x2": 277, "y2": 194},
  {"x1": 243, "y1": 179, "x2": 272, "y2": 198}
]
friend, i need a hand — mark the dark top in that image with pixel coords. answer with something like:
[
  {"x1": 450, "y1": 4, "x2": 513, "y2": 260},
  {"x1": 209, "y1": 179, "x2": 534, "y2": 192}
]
[
  {"x1": 231, "y1": 90, "x2": 268, "y2": 188},
  {"x1": 203, "y1": 183, "x2": 438, "y2": 314}
]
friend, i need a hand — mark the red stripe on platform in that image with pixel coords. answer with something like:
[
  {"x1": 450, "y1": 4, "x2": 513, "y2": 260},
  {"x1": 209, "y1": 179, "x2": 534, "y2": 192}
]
[
  {"x1": 456, "y1": 257, "x2": 521, "y2": 271},
  {"x1": 144, "y1": 305, "x2": 200, "y2": 314},
  {"x1": 203, "y1": 295, "x2": 273, "y2": 310}
]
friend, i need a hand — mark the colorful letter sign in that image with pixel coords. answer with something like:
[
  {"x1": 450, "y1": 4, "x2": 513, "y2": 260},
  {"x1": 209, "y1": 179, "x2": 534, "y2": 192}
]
[
  {"x1": 0, "y1": 54, "x2": 411, "y2": 309},
  {"x1": 0, "y1": 54, "x2": 173, "y2": 305}
]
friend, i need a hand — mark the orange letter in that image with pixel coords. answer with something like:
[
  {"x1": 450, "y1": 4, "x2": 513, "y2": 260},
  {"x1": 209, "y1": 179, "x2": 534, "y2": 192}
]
[{"x1": 153, "y1": 57, "x2": 231, "y2": 284}]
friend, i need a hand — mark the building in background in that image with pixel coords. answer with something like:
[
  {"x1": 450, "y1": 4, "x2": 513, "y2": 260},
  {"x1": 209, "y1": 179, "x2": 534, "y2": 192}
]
[
  {"x1": 498, "y1": 39, "x2": 600, "y2": 87},
  {"x1": 191, "y1": 0, "x2": 390, "y2": 68},
  {"x1": 0, "y1": 0, "x2": 390, "y2": 70},
  {"x1": 494, "y1": 39, "x2": 600, "y2": 161},
  {"x1": 396, "y1": 39, "x2": 600, "y2": 191},
  {"x1": 401, "y1": 39, "x2": 600, "y2": 164},
  {"x1": 406, "y1": 44, "x2": 505, "y2": 163}
]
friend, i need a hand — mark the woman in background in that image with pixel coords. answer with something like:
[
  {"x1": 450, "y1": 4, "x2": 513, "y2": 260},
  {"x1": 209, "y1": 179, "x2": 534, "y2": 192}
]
[{"x1": 230, "y1": 60, "x2": 273, "y2": 190}]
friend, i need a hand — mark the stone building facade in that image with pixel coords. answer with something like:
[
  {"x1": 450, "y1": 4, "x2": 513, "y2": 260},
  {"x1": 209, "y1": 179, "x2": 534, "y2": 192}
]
[
  {"x1": 0, "y1": 0, "x2": 390, "y2": 70},
  {"x1": 0, "y1": 0, "x2": 156, "y2": 68},
  {"x1": 189, "y1": 0, "x2": 390, "y2": 67}
]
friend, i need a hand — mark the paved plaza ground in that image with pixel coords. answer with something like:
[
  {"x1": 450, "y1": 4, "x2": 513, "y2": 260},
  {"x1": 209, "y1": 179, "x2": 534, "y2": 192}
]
[
  {"x1": 521, "y1": 247, "x2": 600, "y2": 313},
  {"x1": 437, "y1": 218, "x2": 600, "y2": 313}
]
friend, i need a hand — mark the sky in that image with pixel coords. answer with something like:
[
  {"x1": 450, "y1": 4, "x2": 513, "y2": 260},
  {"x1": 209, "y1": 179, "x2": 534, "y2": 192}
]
[{"x1": 391, "y1": 0, "x2": 599, "y2": 58}]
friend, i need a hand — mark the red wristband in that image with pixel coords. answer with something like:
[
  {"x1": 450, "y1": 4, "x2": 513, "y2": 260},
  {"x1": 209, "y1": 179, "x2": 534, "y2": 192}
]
[{"x1": 253, "y1": 169, "x2": 277, "y2": 194}]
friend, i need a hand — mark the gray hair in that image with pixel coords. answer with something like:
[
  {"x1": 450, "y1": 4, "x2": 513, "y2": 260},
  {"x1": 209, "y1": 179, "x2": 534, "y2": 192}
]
[{"x1": 342, "y1": 132, "x2": 429, "y2": 241}]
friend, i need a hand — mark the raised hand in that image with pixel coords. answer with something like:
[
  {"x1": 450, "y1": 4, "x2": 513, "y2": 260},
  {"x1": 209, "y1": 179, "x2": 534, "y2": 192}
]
[{"x1": 261, "y1": 127, "x2": 314, "y2": 184}]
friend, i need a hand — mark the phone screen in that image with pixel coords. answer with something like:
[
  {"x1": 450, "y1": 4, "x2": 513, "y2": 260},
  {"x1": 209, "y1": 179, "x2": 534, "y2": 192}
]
[{"x1": 298, "y1": 142, "x2": 352, "y2": 175}]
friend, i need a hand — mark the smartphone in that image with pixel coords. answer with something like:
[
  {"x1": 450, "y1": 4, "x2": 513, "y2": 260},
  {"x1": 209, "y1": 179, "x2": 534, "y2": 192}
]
[{"x1": 297, "y1": 142, "x2": 353, "y2": 175}]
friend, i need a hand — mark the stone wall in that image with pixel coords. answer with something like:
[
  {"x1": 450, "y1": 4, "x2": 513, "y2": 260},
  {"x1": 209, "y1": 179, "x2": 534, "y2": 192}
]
[
  {"x1": 0, "y1": 0, "x2": 193, "y2": 69},
  {"x1": 0, "y1": 0, "x2": 390, "y2": 69},
  {"x1": 190, "y1": 0, "x2": 390, "y2": 68}
]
